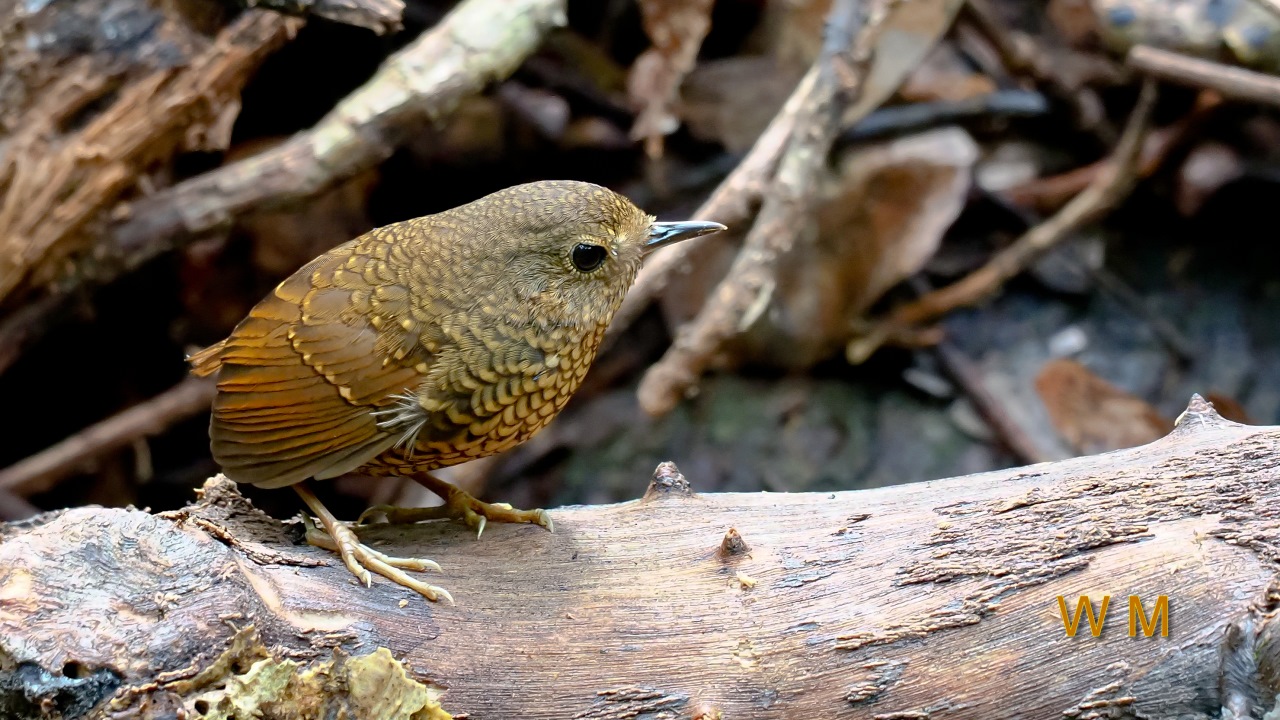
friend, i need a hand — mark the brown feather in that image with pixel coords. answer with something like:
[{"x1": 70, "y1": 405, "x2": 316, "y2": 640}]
[
  {"x1": 205, "y1": 241, "x2": 425, "y2": 489},
  {"x1": 190, "y1": 181, "x2": 674, "y2": 489},
  {"x1": 187, "y1": 340, "x2": 227, "y2": 377}
]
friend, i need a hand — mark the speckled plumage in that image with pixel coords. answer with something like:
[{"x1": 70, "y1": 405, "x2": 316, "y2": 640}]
[
  {"x1": 191, "y1": 181, "x2": 654, "y2": 489},
  {"x1": 188, "y1": 180, "x2": 724, "y2": 602}
]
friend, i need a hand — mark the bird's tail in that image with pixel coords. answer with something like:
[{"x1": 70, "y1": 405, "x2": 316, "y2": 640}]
[{"x1": 187, "y1": 339, "x2": 227, "y2": 377}]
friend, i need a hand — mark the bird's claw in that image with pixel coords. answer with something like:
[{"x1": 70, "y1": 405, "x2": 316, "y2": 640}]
[
  {"x1": 303, "y1": 515, "x2": 450, "y2": 602},
  {"x1": 357, "y1": 489, "x2": 553, "y2": 536}
]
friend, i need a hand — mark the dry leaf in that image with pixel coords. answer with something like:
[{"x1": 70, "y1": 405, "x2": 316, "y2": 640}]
[
  {"x1": 1035, "y1": 359, "x2": 1172, "y2": 454},
  {"x1": 898, "y1": 42, "x2": 997, "y2": 103},
  {"x1": 825, "y1": 128, "x2": 977, "y2": 318},
  {"x1": 681, "y1": 57, "x2": 805, "y2": 153},
  {"x1": 628, "y1": 0, "x2": 716, "y2": 158},
  {"x1": 843, "y1": 0, "x2": 966, "y2": 126},
  {"x1": 660, "y1": 127, "x2": 978, "y2": 369}
]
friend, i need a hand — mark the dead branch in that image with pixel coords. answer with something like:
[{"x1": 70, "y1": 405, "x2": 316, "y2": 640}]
[
  {"x1": 0, "y1": 11, "x2": 302, "y2": 311},
  {"x1": 845, "y1": 78, "x2": 1158, "y2": 365},
  {"x1": 0, "y1": 293, "x2": 64, "y2": 379},
  {"x1": 3, "y1": 396, "x2": 1279, "y2": 719},
  {"x1": 0, "y1": 490, "x2": 39, "y2": 521},
  {"x1": 241, "y1": 0, "x2": 405, "y2": 34},
  {"x1": 110, "y1": 0, "x2": 565, "y2": 272},
  {"x1": 1127, "y1": 44, "x2": 1280, "y2": 107},
  {"x1": 635, "y1": 0, "x2": 888, "y2": 416},
  {"x1": 605, "y1": 67, "x2": 819, "y2": 344},
  {"x1": 0, "y1": 0, "x2": 567, "y2": 377},
  {"x1": 960, "y1": 0, "x2": 1114, "y2": 140},
  {"x1": 1001, "y1": 89, "x2": 1221, "y2": 215},
  {"x1": 0, "y1": 377, "x2": 216, "y2": 498},
  {"x1": 932, "y1": 340, "x2": 1050, "y2": 465}
]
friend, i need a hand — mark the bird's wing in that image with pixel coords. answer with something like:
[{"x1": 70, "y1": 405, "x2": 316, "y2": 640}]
[{"x1": 202, "y1": 234, "x2": 431, "y2": 489}]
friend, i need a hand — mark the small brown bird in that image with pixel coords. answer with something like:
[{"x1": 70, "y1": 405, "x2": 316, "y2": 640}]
[{"x1": 189, "y1": 180, "x2": 724, "y2": 601}]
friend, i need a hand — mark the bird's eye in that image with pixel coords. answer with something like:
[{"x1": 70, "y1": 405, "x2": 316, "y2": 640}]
[{"x1": 571, "y1": 243, "x2": 608, "y2": 273}]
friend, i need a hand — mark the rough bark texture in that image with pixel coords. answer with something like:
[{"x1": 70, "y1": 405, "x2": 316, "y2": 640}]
[
  {"x1": 2, "y1": 395, "x2": 1279, "y2": 719},
  {"x1": 0, "y1": 0, "x2": 567, "y2": 378}
]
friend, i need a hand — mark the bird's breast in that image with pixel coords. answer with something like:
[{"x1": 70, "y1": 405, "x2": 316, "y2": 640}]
[{"x1": 361, "y1": 321, "x2": 608, "y2": 475}]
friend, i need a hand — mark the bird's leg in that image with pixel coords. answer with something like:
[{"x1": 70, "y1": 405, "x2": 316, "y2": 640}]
[
  {"x1": 358, "y1": 472, "x2": 553, "y2": 538},
  {"x1": 293, "y1": 482, "x2": 453, "y2": 603}
]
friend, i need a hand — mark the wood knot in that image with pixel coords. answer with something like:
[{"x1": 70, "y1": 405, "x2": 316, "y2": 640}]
[
  {"x1": 1173, "y1": 393, "x2": 1232, "y2": 433},
  {"x1": 718, "y1": 528, "x2": 750, "y2": 558},
  {"x1": 643, "y1": 462, "x2": 695, "y2": 501}
]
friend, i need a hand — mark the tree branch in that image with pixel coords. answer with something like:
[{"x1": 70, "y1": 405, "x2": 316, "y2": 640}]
[
  {"x1": 635, "y1": 0, "x2": 889, "y2": 416},
  {"x1": 3, "y1": 396, "x2": 1278, "y2": 718},
  {"x1": 0, "y1": 377, "x2": 216, "y2": 498},
  {"x1": 0, "y1": 0, "x2": 567, "y2": 377},
  {"x1": 241, "y1": 0, "x2": 405, "y2": 34},
  {"x1": 845, "y1": 78, "x2": 1158, "y2": 364}
]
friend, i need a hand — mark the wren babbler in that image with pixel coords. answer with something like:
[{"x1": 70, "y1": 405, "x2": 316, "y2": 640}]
[{"x1": 189, "y1": 180, "x2": 724, "y2": 602}]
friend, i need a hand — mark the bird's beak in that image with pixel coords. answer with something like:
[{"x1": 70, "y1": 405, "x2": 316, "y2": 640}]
[{"x1": 646, "y1": 220, "x2": 727, "y2": 253}]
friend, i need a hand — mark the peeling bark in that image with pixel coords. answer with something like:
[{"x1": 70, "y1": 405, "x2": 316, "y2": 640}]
[{"x1": 2, "y1": 396, "x2": 1279, "y2": 719}]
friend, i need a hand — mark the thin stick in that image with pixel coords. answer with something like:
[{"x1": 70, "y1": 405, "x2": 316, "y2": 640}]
[
  {"x1": 1002, "y1": 90, "x2": 1221, "y2": 214},
  {"x1": 637, "y1": 0, "x2": 889, "y2": 416},
  {"x1": 0, "y1": 490, "x2": 40, "y2": 521},
  {"x1": 847, "y1": 78, "x2": 1159, "y2": 364},
  {"x1": 249, "y1": 0, "x2": 405, "y2": 34},
  {"x1": 0, "y1": 377, "x2": 217, "y2": 496},
  {"x1": 933, "y1": 341, "x2": 1050, "y2": 465},
  {"x1": 607, "y1": 66, "x2": 820, "y2": 342},
  {"x1": 1128, "y1": 45, "x2": 1280, "y2": 107}
]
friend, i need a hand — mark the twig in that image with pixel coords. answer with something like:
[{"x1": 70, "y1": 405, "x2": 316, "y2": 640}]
[
  {"x1": 0, "y1": 0, "x2": 567, "y2": 377},
  {"x1": 637, "y1": 0, "x2": 889, "y2": 416},
  {"x1": 0, "y1": 377, "x2": 217, "y2": 496},
  {"x1": 0, "y1": 490, "x2": 40, "y2": 521},
  {"x1": 0, "y1": 12, "x2": 301, "y2": 315},
  {"x1": 981, "y1": 193, "x2": 1198, "y2": 364},
  {"x1": 838, "y1": 89, "x2": 1049, "y2": 144},
  {"x1": 606, "y1": 66, "x2": 819, "y2": 342},
  {"x1": 933, "y1": 341, "x2": 1049, "y2": 465},
  {"x1": 1001, "y1": 90, "x2": 1221, "y2": 213},
  {"x1": 243, "y1": 0, "x2": 404, "y2": 34},
  {"x1": 1127, "y1": 45, "x2": 1280, "y2": 107},
  {"x1": 960, "y1": 0, "x2": 1114, "y2": 141},
  {"x1": 846, "y1": 78, "x2": 1159, "y2": 364}
]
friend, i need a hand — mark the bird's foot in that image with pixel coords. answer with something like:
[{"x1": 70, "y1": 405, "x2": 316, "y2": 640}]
[
  {"x1": 302, "y1": 516, "x2": 452, "y2": 603},
  {"x1": 294, "y1": 483, "x2": 451, "y2": 603},
  {"x1": 359, "y1": 478, "x2": 553, "y2": 538}
]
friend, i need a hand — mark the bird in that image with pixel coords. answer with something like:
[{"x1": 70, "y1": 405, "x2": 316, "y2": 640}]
[{"x1": 188, "y1": 180, "x2": 725, "y2": 602}]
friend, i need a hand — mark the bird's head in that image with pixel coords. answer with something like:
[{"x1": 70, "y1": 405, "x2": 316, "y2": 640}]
[{"x1": 449, "y1": 180, "x2": 724, "y2": 329}]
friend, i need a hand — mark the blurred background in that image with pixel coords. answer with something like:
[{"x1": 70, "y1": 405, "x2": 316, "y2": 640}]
[{"x1": 1, "y1": 0, "x2": 1278, "y2": 523}]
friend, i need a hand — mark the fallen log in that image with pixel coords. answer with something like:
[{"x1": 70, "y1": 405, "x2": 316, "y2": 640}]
[{"x1": 1, "y1": 395, "x2": 1277, "y2": 719}]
